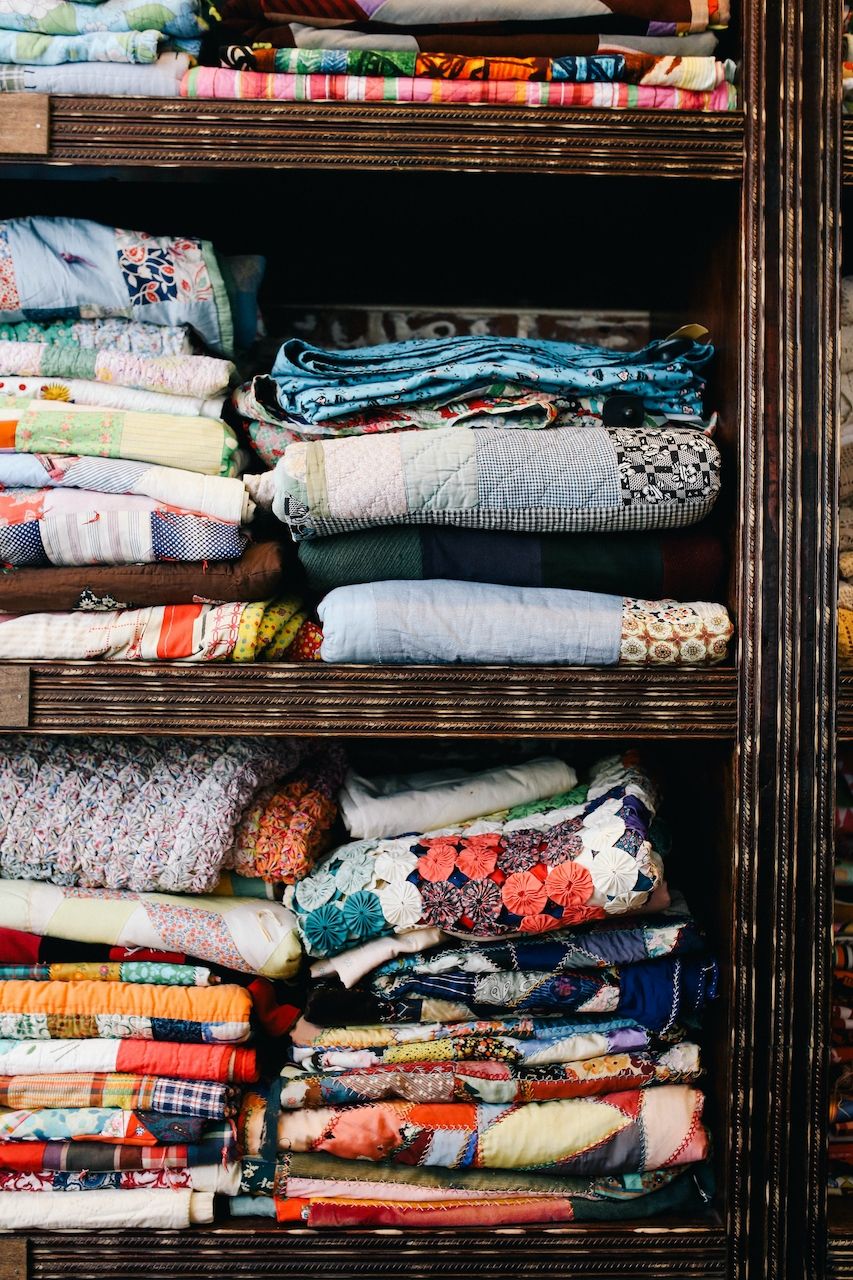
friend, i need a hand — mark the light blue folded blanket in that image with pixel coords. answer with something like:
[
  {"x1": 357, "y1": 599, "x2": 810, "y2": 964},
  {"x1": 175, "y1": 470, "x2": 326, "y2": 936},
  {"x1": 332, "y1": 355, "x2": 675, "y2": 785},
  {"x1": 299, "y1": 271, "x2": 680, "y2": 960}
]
[
  {"x1": 269, "y1": 334, "x2": 714, "y2": 425},
  {"x1": 317, "y1": 579, "x2": 624, "y2": 666},
  {"x1": 0, "y1": 0, "x2": 205, "y2": 37},
  {"x1": 0, "y1": 28, "x2": 160, "y2": 62}
]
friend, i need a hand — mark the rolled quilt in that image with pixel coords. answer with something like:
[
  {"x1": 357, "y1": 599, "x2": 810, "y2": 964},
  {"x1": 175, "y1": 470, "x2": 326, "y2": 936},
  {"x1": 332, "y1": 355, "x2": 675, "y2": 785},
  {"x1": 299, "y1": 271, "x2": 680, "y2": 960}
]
[
  {"x1": 0, "y1": 343, "x2": 233, "y2": 399},
  {"x1": 0, "y1": 961, "x2": 213, "y2": 984},
  {"x1": 0, "y1": 881, "x2": 302, "y2": 978},
  {"x1": 278, "y1": 1044, "x2": 702, "y2": 1108},
  {"x1": 0, "y1": 51, "x2": 190, "y2": 94},
  {"x1": 274, "y1": 427, "x2": 721, "y2": 539},
  {"x1": 317, "y1": 581, "x2": 733, "y2": 666},
  {"x1": 297, "y1": 526, "x2": 727, "y2": 603},
  {"x1": 0, "y1": 978, "x2": 253, "y2": 1042},
  {"x1": 0, "y1": 318, "x2": 194, "y2": 356},
  {"x1": 0, "y1": 540, "x2": 286, "y2": 614},
  {"x1": 0, "y1": 1124, "x2": 237, "y2": 1171},
  {"x1": 260, "y1": 1086, "x2": 709, "y2": 1173},
  {"x1": 339, "y1": 757, "x2": 577, "y2": 840},
  {"x1": 0, "y1": 1187, "x2": 214, "y2": 1229},
  {"x1": 0, "y1": 490, "x2": 246, "y2": 568},
  {"x1": 0, "y1": 1166, "x2": 238, "y2": 1193},
  {"x1": 267, "y1": 335, "x2": 712, "y2": 426},
  {"x1": 0, "y1": 1073, "x2": 240, "y2": 1119},
  {"x1": 0, "y1": 1038, "x2": 258, "y2": 1082},
  {"x1": 0, "y1": 401, "x2": 240, "y2": 476},
  {"x1": 0, "y1": 0, "x2": 206, "y2": 36},
  {"x1": 0, "y1": 376, "x2": 225, "y2": 419},
  {"x1": 0, "y1": 217, "x2": 236, "y2": 357},
  {"x1": 287, "y1": 754, "x2": 665, "y2": 960},
  {"x1": 0, "y1": 28, "x2": 160, "y2": 62},
  {"x1": 0, "y1": 1107, "x2": 208, "y2": 1144},
  {"x1": 0, "y1": 454, "x2": 253, "y2": 524}
]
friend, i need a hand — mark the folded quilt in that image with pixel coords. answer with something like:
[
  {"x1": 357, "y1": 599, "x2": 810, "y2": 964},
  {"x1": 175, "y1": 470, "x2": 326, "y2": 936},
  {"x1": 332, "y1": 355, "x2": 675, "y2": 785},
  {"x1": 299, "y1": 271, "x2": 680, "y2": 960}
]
[
  {"x1": 274, "y1": 426, "x2": 720, "y2": 540},
  {"x1": 0, "y1": 376, "x2": 225, "y2": 419},
  {"x1": 305, "y1": 954, "x2": 718, "y2": 1032},
  {"x1": 0, "y1": 1106, "x2": 208, "y2": 1145},
  {"x1": 0, "y1": 1038, "x2": 258, "y2": 1081},
  {"x1": 339, "y1": 757, "x2": 577, "y2": 841},
  {"x1": 0, "y1": 1073, "x2": 240, "y2": 1119},
  {"x1": 288, "y1": 1015, "x2": 655, "y2": 1070},
  {"x1": 0, "y1": 927, "x2": 186, "y2": 966},
  {"x1": 0, "y1": 0, "x2": 206, "y2": 36},
  {"x1": 0, "y1": 342, "x2": 233, "y2": 399},
  {"x1": 0, "y1": 735, "x2": 309, "y2": 894},
  {"x1": 318, "y1": 582, "x2": 733, "y2": 667},
  {"x1": 260, "y1": 1086, "x2": 709, "y2": 1173},
  {"x1": 0, "y1": 881, "x2": 302, "y2": 978},
  {"x1": 219, "y1": 46, "x2": 734, "y2": 93},
  {"x1": 0, "y1": 1122, "x2": 236, "y2": 1171},
  {"x1": 0, "y1": 1165, "x2": 238, "y2": 1192},
  {"x1": 0, "y1": 28, "x2": 160, "y2": 61},
  {"x1": 228, "y1": 747, "x2": 348, "y2": 884},
  {"x1": 0, "y1": 318, "x2": 195, "y2": 356},
  {"x1": 0, "y1": 455, "x2": 253, "y2": 524},
  {"x1": 0, "y1": 539, "x2": 285, "y2": 613},
  {"x1": 0, "y1": 489, "x2": 246, "y2": 568},
  {"x1": 0, "y1": 598, "x2": 318, "y2": 663},
  {"x1": 0, "y1": 961, "x2": 213, "y2": 985},
  {"x1": 181, "y1": 67, "x2": 736, "y2": 108},
  {"x1": 0, "y1": 1186, "x2": 214, "y2": 1229},
  {"x1": 0, "y1": 401, "x2": 240, "y2": 477},
  {"x1": 221, "y1": 0, "x2": 728, "y2": 32},
  {"x1": 278, "y1": 1044, "x2": 702, "y2": 1108},
  {"x1": 0, "y1": 50, "x2": 190, "y2": 93},
  {"x1": 298, "y1": 525, "x2": 728, "y2": 603},
  {"x1": 0, "y1": 217, "x2": 236, "y2": 357},
  {"x1": 268, "y1": 334, "x2": 712, "y2": 426},
  {"x1": 0, "y1": 978, "x2": 253, "y2": 1042}
]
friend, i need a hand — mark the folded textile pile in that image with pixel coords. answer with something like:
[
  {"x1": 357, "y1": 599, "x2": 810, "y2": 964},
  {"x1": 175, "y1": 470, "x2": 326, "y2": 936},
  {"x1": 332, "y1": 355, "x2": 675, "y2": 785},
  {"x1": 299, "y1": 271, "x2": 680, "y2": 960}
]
[
  {"x1": 0, "y1": 736, "x2": 354, "y2": 1226},
  {"x1": 831, "y1": 755, "x2": 853, "y2": 1193},
  {"x1": 235, "y1": 752, "x2": 716, "y2": 1226},
  {"x1": 240, "y1": 328, "x2": 733, "y2": 665},
  {"x1": 0, "y1": 216, "x2": 319, "y2": 662},
  {"x1": 192, "y1": 0, "x2": 736, "y2": 110},
  {"x1": 0, "y1": 0, "x2": 206, "y2": 96}
]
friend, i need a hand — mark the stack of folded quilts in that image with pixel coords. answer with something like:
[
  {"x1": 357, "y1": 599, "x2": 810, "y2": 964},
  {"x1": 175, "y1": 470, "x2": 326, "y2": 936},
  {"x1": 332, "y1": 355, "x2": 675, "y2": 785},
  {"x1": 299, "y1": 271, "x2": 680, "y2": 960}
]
[
  {"x1": 0, "y1": 215, "x2": 320, "y2": 664},
  {"x1": 839, "y1": 277, "x2": 853, "y2": 665},
  {"x1": 233, "y1": 752, "x2": 717, "y2": 1226},
  {"x1": 186, "y1": 0, "x2": 737, "y2": 111},
  {"x1": 0, "y1": 735, "x2": 350, "y2": 1227},
  {"x1": 831, "y1": 755, "x2": 853, "y2": 1194},
  {"x1": 240, "y1": 328, "x2": 734, "y2": 665}
]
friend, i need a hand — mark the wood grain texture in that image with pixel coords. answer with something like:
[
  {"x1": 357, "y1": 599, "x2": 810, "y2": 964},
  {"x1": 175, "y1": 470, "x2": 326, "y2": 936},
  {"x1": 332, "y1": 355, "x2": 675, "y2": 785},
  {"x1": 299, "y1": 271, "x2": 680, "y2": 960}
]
[
  {"x1": 0, "y1": 95, "x2": 48, "y2": 155},
  {"x1": 1, "y1": 99, "x2": 746, "y2": 178}
]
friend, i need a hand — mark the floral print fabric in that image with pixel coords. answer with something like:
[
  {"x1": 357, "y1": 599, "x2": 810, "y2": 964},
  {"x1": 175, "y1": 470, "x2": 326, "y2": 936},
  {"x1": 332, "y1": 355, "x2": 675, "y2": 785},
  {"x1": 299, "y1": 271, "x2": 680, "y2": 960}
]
[{"x1": 285, "y1": 754, "x2": 663, "y2": 958}]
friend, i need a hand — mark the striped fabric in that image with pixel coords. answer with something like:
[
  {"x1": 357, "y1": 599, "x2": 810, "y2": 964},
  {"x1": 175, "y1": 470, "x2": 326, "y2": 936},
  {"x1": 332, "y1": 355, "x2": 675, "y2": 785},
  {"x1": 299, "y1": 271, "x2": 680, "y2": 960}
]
[{"x1": 0, "y1": 1073, "x2": 241, "y2": 1119}]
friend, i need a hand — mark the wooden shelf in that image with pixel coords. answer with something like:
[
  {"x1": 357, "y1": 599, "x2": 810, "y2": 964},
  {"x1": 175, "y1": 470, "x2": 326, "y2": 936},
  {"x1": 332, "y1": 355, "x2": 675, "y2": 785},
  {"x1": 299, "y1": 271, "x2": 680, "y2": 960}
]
[
  {"x1": 837, "y1": 674, "x2": 853, "y2": 738},
  {"x1": 0, "y1": 663, "x2": 739, "y2": 737},
  {"x1": 0, "y1": 97, "x2": 746, "y2": 178},
  {"x1": 20, "y1": 1222, "x2": 727, "y2": 1280}
]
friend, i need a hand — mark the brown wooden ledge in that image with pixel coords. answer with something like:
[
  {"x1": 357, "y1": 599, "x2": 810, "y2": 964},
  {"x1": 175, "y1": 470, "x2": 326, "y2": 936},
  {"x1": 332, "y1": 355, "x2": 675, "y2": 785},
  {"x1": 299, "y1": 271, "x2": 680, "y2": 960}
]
[
  {"x1": 0, "y1": 662, "x2": 739, "y2": 737},
  {"x1": 0, "y1": 97, "x2": 744, "y2": 178}
]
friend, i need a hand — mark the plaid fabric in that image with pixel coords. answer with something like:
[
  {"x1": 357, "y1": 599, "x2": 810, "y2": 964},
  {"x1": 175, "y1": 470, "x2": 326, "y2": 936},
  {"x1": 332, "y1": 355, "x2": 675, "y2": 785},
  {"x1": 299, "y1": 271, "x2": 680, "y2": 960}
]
[
  {"x1": 0, "y1": 1074, "x2": 240, "y2": 1119},
  {"x1": 474, "y1": 428, "x2": 620, "y2": 511},
  {"x1": 0, "y1": 1125, "x2": 236, "y2": 1171}
]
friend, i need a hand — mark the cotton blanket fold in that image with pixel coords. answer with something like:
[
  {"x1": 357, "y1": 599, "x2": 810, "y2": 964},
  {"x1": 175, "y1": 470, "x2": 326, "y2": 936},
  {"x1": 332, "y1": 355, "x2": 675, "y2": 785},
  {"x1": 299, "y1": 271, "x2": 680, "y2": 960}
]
[
  {"x1": 269, "y1": 335, "x2": 712, "y2": 426},
  {"x1": 0, "y1": 28, "x2": 161, "y2": 62},
  {"x1": 0, "y1": 489, "x2": 246, "y2": 568},
  {"x1": 0, "y1": 400, "x2": 240, "y2": 477},
  {"x1": 0, "y1": 735, "x2": 310, "y2": 894},
  {"x1": 257, "y1": 1086, "x2": 709, "y2": 1173},
  {"x1": 0, "y1": 1187, "x2": 214, "y2": 1229},
  {"x1": 0, "y1": 318, "x2": 194, "y2": 356},
  {"x1": 0, "y1": 540, "x2": 285, "y2": 614},
  {"x1": 278, "y1": 1043, "x2": 702, "y2": 1108},
  {"x1": 0, "y1": 1073, "x2": 241, "y2": 1119},
  {"x1": 0, "y1": 454, "x2": 253, "y2": 524},
  {"x1": 274, "y1": 426, "x2": 720, "y2": 540},
  {"x1": 0, "y1": 1106, "x2": 207, "y2": 1145},
  {"x1": 0, "y1": 1124, "x2": 237, "y2": 1170},
  {"x1": 339, "y1": 757, "x2": 577, "y2": 840},
  {"x1": 0, "y1": 342, "x2": 233, "y2": 399},
  {"x1": 297, "y1": 525, "x2": 727, "y2": 602},
  {"x1": 0, "y1": 0, "x2": 206, "y2": 37},
  {"x1": 0, "y1": 377, "x2": 225, "y2": 419},
  {"x1": 0, "y1": 881, "x2": 302, "y2": 979},
  {"x1": 0, "y1": 961, "x2": 213, "y2": 985},
  {"x1": 0, "y1": 1038, "x2": 258, "y2": 1082},
  {"x1": 0, "y1": 51, "x2": 190, "y2": 94},
  {"x1": 0, "y1": 979, "x2": 253, "y2": 1043},
  {"x1": 0, "y1": 927, "x2": 187, "y2": 966},
  {"x1": 317, "y1": 582, "x2": 733, "y2": 667},
  {"x1": 0, "y1": 1165, "x2": 238, "y2": 1193}
]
